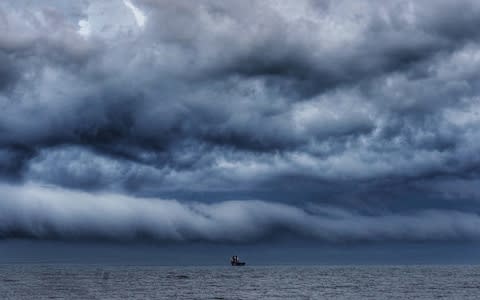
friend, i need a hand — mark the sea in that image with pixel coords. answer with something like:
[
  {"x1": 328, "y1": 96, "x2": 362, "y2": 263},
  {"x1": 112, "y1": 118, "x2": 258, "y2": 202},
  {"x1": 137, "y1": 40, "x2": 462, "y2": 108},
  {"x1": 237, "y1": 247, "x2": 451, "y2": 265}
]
[{"x1": 1, "y1": 264, "x2": 479, "y2": 299}]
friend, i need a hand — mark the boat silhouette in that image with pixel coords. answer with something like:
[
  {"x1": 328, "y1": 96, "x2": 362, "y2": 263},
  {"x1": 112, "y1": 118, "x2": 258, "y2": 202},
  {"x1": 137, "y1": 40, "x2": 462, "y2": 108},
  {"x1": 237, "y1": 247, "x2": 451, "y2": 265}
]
[{"x1": 230, "y1": 255, "x2": 246, "y2": 266}]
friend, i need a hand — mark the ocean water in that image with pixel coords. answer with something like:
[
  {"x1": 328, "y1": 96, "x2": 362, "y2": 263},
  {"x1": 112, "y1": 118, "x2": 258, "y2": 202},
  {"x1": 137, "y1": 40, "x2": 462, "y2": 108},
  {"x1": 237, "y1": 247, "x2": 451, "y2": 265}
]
[{"x1": 1, "y1": 265, "x2": 480, "y2": 299}]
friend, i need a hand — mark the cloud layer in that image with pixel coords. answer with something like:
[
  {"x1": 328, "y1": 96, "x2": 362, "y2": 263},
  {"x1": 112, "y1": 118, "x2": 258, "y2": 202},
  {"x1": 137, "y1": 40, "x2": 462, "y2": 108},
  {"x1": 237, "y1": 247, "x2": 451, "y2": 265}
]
[
  {"x1": 1, "y1": 0, "x2": 480, "y2": 242},
  {"x1": 1, "y1": 184, "x2": 480, "y2": 243}
]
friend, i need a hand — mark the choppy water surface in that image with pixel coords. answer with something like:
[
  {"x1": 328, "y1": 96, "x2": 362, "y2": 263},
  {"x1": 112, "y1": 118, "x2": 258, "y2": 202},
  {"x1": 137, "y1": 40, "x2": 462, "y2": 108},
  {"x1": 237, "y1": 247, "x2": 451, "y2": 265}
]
[{"x1": 1, "y1": 265, "x2": 480, "y2": 299}]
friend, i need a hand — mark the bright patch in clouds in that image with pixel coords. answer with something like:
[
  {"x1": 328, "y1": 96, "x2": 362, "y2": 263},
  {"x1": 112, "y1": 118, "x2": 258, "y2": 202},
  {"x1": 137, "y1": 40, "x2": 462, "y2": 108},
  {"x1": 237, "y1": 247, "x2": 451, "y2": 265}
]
[
  {"x1": 77, "y1": 19, "x2": 90, "y2": 37},
  {"x1": 123, "y1": 0, "x2": 146, "y2": 28}
]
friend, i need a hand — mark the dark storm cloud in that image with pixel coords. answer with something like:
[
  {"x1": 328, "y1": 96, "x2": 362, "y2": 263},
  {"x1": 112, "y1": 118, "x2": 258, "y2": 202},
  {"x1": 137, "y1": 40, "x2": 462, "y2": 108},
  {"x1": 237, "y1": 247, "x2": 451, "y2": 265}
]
[
  {"x1": 2, "y1": 183, "x2": 480, "y2": 242},
  {"x1": 0, "y1": 146, "x2": 36, "y2": 180},
  {"x1": 1, "y1": 0, "x2": 480, "y2": 242},
  {"x1": 0, "y1": 52, "x2": 20, "y2": 91},
  {"x1": 136, "y1": 0, "x2": 480, "y2": 96}
]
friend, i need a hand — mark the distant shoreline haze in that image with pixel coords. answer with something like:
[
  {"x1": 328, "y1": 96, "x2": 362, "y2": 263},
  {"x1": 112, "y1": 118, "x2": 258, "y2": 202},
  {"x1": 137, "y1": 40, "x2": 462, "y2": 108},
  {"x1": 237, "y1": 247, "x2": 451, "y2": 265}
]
[{"x1": 1, "y1": 240, "x2": 479, "y2": 266}]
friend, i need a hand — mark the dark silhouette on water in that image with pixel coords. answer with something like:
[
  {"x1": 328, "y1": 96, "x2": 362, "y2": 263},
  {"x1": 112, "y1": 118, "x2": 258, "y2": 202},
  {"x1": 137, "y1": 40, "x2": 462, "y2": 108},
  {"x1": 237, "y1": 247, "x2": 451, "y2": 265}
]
[{"x1": 230, "y1": 255, "x2": 246, "y2": 266}]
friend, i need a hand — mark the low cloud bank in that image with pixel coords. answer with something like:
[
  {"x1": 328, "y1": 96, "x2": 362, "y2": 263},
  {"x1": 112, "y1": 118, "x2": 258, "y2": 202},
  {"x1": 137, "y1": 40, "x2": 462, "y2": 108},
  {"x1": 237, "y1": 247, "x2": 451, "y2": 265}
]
[{"x1": 1, "y1": 184, "x2": 479, "y2": 243}]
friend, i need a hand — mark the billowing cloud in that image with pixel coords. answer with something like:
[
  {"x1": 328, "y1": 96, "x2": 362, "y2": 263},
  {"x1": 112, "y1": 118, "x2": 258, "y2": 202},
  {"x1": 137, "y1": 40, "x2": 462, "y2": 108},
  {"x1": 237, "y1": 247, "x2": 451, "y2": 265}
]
[
  {"x1": 1, "y1": 0, "x2": 480, "y2": 243},
  {"x1": 1, "y1": 183, "x2": 480, "y2": 242}
]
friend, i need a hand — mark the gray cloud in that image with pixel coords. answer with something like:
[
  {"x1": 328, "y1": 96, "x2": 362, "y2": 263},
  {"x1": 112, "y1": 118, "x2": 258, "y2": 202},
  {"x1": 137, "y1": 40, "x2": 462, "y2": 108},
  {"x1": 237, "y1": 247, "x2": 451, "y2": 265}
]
[
  {"x1": 1, "y1": 183, "x2": 480, "y2": 242},
  {"x1": 1, "y1": 0, "x2": 480, "y2": 243}
]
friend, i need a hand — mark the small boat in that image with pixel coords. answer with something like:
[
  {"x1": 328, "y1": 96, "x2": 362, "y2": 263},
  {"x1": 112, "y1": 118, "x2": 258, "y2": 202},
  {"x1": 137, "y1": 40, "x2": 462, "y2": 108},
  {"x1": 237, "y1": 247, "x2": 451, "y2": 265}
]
[{"x1": 230, "y1": 255, "x2": 246, "y2": 266}]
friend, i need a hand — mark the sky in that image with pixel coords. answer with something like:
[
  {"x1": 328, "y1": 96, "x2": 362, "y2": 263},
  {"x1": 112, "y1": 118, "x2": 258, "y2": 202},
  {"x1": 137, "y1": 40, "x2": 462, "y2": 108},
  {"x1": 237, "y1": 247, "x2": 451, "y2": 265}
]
[{"x1": 1, "y1": 0, "x2": 480, "y2": 262}]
